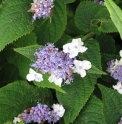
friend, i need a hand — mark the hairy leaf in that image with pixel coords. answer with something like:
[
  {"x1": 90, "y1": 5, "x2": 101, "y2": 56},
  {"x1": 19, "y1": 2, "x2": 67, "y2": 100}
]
[
  {"x1": 74, "y1": 95, "x2": 106, "y2": 124},
  {"x1": 57, "y1": 0, "x2": 75, "y2": 4},
  {"x1": 75, "y1": 1, "x2": 103, "y2": 33},
  {"x1": 4, "y1": 34, "x2": 38, "y2": 79},
  {"x1": 88, "y1": 65, "x2": 106, "y2": 75},
  {"x1": 36, "y1": 1, "x2": 67, "y2": 44},
  {"x1": 14, "y1": 45, "x2": 40, "y2": 61},
  {"x1": 56, "y1": 74, "x2": 97, "y2": 124},
  {"x1": 81, "y1": 39, "x2": 102, "y2": 70},
  {"x1": 0, "y1": 0, "x2": 34, "y2": 51},
  {"x1": 0, "y1": 81, "x2": 52, "y2": 123},
  {"x1": 98, "y1": 84, "x2": 122, "y2": 124},
  {"x1": 75, "y1": 1, "x2": 117, "y2": 34},
  {"x1": 104, "y1": 0, "x2": 122, "y2": 39},
  {"x1": 96, "y1": 33, "x2": 116, "y2": 54},
  {"x1": 34, "y1": 74, "x2": 66, "y2": 93}
]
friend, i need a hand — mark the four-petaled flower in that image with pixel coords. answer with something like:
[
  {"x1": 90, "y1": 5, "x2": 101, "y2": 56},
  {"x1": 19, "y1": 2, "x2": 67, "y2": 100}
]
[
  {"x1": 63, "y1": 38, "x2": 87, "y2": 58},
  {"x1": 26, "y1": 68, "x2": 43, "y2": 82},
  {"x1": 73, "y1": 60, "x2": 92, "y2": 77}
]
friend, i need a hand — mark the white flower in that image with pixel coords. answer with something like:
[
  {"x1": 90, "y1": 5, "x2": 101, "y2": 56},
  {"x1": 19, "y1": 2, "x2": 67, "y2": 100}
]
[
  {"x1": 63, "y1": 38, "x2": 87, "y2": 58},
  {"x1": 13, "y1": 117, "x2": 21, "y2": 124},
  {"x1": 26, "y1": 68, "x2": 43, "y2": 82},
  {"x1": 113, "y1": 82, "x2": 122, "y2": 94},
  {"x1": 73, "y1": 60, "x2": 92, "y2": 77},
  {"x1": 52, "y1": 104, "x2": 65, "y2": 117},
  {"x1": 48, "y1": 74, "x2": 62, "y2": 87}
]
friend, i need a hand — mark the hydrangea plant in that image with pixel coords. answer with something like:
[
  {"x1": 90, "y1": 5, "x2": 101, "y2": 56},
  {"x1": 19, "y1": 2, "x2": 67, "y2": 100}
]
[{"x1": 1, "y1": 0, "x2": 122, "y2": 124}]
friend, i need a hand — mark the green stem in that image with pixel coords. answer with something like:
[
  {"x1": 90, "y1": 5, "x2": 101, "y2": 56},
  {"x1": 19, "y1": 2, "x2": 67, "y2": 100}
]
[{"x1": 82, "y1": 32, "x2": 95, "y2": 42}]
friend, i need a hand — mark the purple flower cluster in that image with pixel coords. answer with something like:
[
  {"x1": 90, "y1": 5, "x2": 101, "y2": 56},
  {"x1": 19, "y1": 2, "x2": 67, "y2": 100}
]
[
  {"x1": 22, "y1": 103, "x2": 51, "y2": 123},
  {"x1": 31, "y1": 43, "x2": 74, "y2": 83},
  {"x1": 107, "y1": 59, "x2": 122, "y2": 82},
  {"x1": 28, "y1": 0, "x2": 54, "y2": 21},
  {"x1": 21, "y1": 103, "x2": 63, "y2": 123}
]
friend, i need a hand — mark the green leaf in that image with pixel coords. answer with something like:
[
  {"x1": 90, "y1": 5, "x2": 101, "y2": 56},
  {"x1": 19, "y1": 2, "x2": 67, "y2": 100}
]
[
  {"x1": 13, "y1": 32, "x2": 37, "y2": 47},
  {"x1": 56, "y1": 74, "x2": 97, "y2": 124},
  {"x1": 88, "y1": 65, "x2": 107, "y2": 75},
  {"x1": 36, "y1": 1, "x2": 67, "y2": 45},
  {"x1": 57, "y1": 0, "x2": 75, "y2": 4},
  {"x1": 0, "y1": 63, "x2": 20, "y2": 86},
  {"x1": 75, "y1": 1, "x2": 103, "y2": 33},
  {"x1": 55, "y1": 33, "x2": 71, "y2": 48},
  {"x1": 14, "y1": 45, "x2": 41, "y2": 61},
  {"x1": 104, "y1": 0, "x2": 122, "y2": 39},
  {"x1": 98, "y1": 84, "x2": 122, "y2": 124},
  {"x1": 4, "y1": 34, "x2": 39, "y2": 79},
  {"x1": 75, "y1": 1, "x2": 117, "y2": 34},
  {"x1": 96, "y1": 33, "x2": 116, "y2": 54},
  {"x1": 0, "y1": 81, "x2": 52, "y2": 123},
  {"x1": 34, "y1": 74, "x2": 66, "y2": 93},
  {"x1": 4, "y1": 121, "x2": 13, "y2": 124},
  {"x1": 81, "y1": 39, "x2": 102, "y2": 70},
  {"x1": 92, "y1": 8, "x2": 118, "y2": 33},
  {"x1": 4, "y1": 121, "x2": 24, "y2": 124},
  {"x1": 65, "y1": 18, "x2": 85, "y2": 36},
  {"x1": 74, "y1": 95, "x2": 106, "y2": 124},
  {"x1": 0, "y1": 0, "x2": 34, "y2": 51}
]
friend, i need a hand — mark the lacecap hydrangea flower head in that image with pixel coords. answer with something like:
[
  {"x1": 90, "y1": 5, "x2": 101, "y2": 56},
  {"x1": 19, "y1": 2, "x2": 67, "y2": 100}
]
[
  {"x1": 28, "y1": 0, "x2": 54, "y2": 21},
  {"x1": 26, "y1": 38, "x2": 92, "y2": 87},
  {"x1": 14, "y1": 102, "x2": 65, "y2": 124}
]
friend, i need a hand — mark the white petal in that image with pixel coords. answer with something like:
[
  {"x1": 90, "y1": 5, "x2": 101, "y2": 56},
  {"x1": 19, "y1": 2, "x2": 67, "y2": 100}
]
[
  {"x1": 82, "y1": 60, "x2": 92, "y2": 70},
  {"x1": 54, "y1": 78, "x2": 62, "y2": 87},
  {"x1": 48, "y1": 74, "x2": 62, "y2": 87},
  {"x1": 118, "y1": 58, "x2": 122, "y2": 65},
  {"x1": 48, "y1": 74, "x2": 56, "y2": 82},
  {"x1": 78, "y1": 46, "x2": 88, "y2": 53},
  {"x1": 52, "y1": 104, "x2": 65, "y2": 117},
  {"x1": 29, "y1": 68, "x2": 36, "y2": 74},
  {"x1": 26, "y1": 73, "x2": 35, "y2": 81},
  {"x1": 13, "y1": 117, "x2": 21, "y2": 124},
  {"x1": 63, "y1": 43, "x2": 72, "y2": 53},
  {"x1": 113, "y1": 82, "x2": 122, "y2": 90},
  {"x1": 120, "y1": 50, "x2": 122, "y2": 57},
  {"x1": 79, "y1": 69, "x2": 86, "y2": 77},
  {"x1": 69, "y1": 49, "x2": 78, "y2": 58},
  {"x1": 35, "y1": 73, "x2": 43, "y2": 82},
  {"x1": 72, "y1": 39, "x2": 79, "y2": 45},
  {"x1": 117, "y1": 89, "x2": 122, "y2": 94},
  {"x1": 77, "y1": 38, "x2": 84, "y2": 46},
  {"x1": 73, "y1": 60, "x2": 82, "y2": 67}
]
